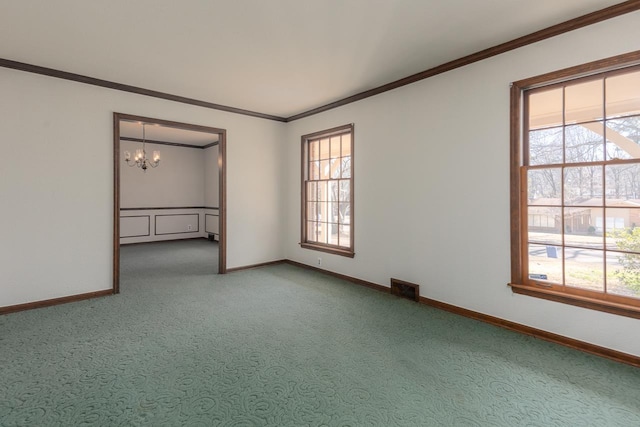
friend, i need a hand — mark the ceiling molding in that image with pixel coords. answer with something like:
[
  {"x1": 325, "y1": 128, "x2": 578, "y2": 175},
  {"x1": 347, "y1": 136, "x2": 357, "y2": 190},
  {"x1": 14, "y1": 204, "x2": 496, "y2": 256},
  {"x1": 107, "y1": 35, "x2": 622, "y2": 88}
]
[
  {"x1": 116, "y1": 113, "x2": 227, "y2": 134},
  {"x1": 286, "y1": 0, "x2": 640, "y2": 121},
  {"x1": 0, "y1": 58, "x2": 287, "y2": 122},
  {"x1": 1, "y1": 1, "x2": 638, "y2": 123},
  {"x1": 120, "y1": 136, "x2": 206, "y2": 149},
  {"x1": 202, "y1": 141, "x2": 220, "y2": 149}
]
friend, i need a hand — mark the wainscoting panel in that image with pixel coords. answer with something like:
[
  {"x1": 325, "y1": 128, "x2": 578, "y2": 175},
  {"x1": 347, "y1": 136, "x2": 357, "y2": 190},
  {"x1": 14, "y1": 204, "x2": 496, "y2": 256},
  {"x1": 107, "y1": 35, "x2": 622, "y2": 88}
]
[
  {"x1": 205, "y1": 213, "x2": 219, "y2": 235},
  {"x1": 120, "y1": 215, "x2": 151, "y2": 238},
  {"x1": 120, "y1": 208, "x2": 206, "y2": 244},
  {"x1": 155, "y1": 213, "x2": 200, "y2": 236}
]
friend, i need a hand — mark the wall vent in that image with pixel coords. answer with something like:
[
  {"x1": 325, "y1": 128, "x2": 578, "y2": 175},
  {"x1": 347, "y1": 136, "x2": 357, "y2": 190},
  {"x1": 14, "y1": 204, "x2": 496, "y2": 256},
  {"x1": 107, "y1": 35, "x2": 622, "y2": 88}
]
[{"x1": 390, "y1": 278, "x2": 420, "y2": 302}]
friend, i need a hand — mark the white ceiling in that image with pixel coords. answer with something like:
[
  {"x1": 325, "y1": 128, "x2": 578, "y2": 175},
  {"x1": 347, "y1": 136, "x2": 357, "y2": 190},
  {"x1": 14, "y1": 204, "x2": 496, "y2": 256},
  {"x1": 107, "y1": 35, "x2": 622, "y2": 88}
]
[{"x1": 0, "y1": 0, "x2": 626, "y2": 118}]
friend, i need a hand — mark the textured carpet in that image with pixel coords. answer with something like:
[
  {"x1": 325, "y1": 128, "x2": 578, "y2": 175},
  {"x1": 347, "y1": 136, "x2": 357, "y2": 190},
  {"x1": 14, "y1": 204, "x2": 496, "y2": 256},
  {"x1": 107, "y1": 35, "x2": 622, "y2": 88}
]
[{"x1": 1, "y1": 239, "x2": 640, "y2": 426}]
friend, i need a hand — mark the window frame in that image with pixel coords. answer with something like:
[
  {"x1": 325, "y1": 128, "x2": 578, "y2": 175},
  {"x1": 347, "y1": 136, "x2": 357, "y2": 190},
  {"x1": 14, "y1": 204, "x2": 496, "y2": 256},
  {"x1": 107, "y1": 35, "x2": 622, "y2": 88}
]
[
  {"x1": 300, "y1": 124, "x2": 355, "y2": 258},
  {"x1": 510, "y1": 51, "x2": 640, "y2": 319}
]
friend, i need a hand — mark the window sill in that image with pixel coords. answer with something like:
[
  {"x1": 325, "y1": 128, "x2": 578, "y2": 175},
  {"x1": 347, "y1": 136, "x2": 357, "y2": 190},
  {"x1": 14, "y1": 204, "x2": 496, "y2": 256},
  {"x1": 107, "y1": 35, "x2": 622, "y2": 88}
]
[
  {"x1": 300, "y1": 242, "x2": 354, "y2": 258},
  {"x1": 509, "y1": 283, "x2": 640, "y2": 320}
]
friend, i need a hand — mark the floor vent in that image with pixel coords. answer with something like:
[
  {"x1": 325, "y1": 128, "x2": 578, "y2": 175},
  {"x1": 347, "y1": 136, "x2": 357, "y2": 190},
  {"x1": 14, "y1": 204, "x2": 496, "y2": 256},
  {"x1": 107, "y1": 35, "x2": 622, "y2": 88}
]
[{"x1": 390, "y1": 278, "x2": 420, "y2": 302}]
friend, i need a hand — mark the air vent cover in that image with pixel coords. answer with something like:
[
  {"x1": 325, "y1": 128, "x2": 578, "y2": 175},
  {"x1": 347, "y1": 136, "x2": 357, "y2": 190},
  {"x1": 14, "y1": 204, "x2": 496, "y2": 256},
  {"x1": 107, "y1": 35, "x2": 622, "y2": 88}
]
[{"x1": 390, "y1": 278, "x2": 419, "y2": 302}]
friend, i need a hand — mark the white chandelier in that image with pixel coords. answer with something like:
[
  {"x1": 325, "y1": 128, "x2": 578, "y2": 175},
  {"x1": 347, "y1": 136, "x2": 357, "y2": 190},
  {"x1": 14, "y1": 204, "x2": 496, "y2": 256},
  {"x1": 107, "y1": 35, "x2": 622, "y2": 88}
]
[{"x1": 124, "y1": 123, "x2": 160, "y2": 171}]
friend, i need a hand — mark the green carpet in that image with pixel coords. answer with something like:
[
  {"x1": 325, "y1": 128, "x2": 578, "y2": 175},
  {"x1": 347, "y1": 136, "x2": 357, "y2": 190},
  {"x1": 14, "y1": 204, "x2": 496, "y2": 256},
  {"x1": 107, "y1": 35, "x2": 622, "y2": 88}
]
[{"x1": 1, "y1": 239, "x2": 640, "y2": 426}]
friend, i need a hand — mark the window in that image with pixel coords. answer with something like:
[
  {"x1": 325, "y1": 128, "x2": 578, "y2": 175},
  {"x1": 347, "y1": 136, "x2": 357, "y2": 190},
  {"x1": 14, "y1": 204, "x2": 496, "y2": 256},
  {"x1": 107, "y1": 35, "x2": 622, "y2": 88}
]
[
  {"x1": 301, "y1": 124, "x2": 354, "y2": 257},
  {"x1": 511, "y1": 52, "x2": 640, "y2": 318}
]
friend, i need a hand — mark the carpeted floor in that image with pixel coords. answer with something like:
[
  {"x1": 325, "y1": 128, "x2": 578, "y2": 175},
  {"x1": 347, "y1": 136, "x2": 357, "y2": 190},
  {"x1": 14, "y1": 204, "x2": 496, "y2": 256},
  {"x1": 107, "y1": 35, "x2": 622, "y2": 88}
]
[{"x1": 1, "y1": 238, "x2": 640, "y2": 426}]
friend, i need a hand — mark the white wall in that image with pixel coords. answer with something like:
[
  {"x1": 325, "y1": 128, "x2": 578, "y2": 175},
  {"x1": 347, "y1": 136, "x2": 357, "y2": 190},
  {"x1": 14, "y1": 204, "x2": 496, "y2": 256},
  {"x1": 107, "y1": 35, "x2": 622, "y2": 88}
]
[
  {"x1": 203, "y1": 144, "x2": 221, "y2": 240},
  {"x1": 203, "y1": 145, "x2": 221, "y2": 241},
  {"x1": 0, "y1": 68, "x2": 286, "y2": 308},
  {"x1": 204, "y1": 144, "x2": 220, "y2": 208},
  {"x1": 120, "y1": 140, "x2": 217, "y2": 244},
  {"x1": 120, "y1": 141, "x2": 204, "y2": 208},
  {"x1": 284, "y1": 12, "x2": 640, "y2": 356}
]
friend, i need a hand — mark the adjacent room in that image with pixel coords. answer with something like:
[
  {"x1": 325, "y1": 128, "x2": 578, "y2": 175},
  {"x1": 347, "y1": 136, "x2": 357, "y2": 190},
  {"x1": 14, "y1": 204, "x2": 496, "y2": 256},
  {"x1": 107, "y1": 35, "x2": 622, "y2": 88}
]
[
  {"x1": 1, "y1": 1, "x2": 640, "y2": 425},
  {"x1": 118, "y1": 117, "x2": 223, "y2": 277}
]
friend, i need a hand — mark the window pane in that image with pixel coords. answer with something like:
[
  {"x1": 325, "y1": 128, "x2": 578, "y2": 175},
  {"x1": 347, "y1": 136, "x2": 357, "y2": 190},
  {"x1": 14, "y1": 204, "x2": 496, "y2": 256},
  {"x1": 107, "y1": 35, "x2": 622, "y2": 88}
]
[
  {"x1": 330, "y1": 158, "x2": 341, "y2": 179},
  {"x1": 605, "y1": 164, "x2": 640, "y2": 201},
  {"x1": 329, "y1": 223, "x2": 339, "y2": 246},
  {"x1": 309, "y1": 140, "x2": 319, "y2": 161},
  {"x1": 564, "y1": 166, "x2": 603, "y2": 206},
  {"x1": 528, "y1": 206, "x2": 561, "y2": 245},
  {"x1": 339, "y1": 202, "x2": 350, "y2": 225},
  {"x1": 316, "y1": 222, "x2": 328, "y2": 244},
  {"x1": 528, "y1": 87, "x2": 563, "y2": 130},
  {"x1": 605, "y1": 116, "x2": 640, "y2": 160},
  {"x1": 306, "y1": 182, "x2": 318, "y2": 202},
  {"x1": 328, "y1": 180, "x2": 339, "y2": 203},
  {"x1": 528, "y1": 244, "x2": 563, "y2": 284},
  {"x1": 564, "y1": 248, "x2": 604, "y2": 292},
  {"x1": 564, "y1": 207, "x2": 602, "y2": 248},
  {"x1": 606, "y1": 70, "x2": 640, "y2": 119},
  {"x1": 341, "y1": 134, "x2": 352, "y2": 157},
  {"x1": 330, "y1": 136, "x2": 341, "y2": 159},
  {"x1": 307, "y1": 202, "x2": 317, "y2": 221},
  {"x1": 529, "y1": 127, "x2": 563, "y2": 165},
  {"x1": 339, "y1": 181, "x2": 350, "y2": 202},
  {"x1": 565, "y1": 79, "x2": 603, "y2": 124},
  {"x1": 607, "y1": 223, "x2": 640, "y2": 253},
  {"x1": 319, "y1": 138, "x2": 330, "y2": 160},
  {"x1": 320, "y1": 159, "x2": 331, "y2": 179},
  {"x1": 339, "y1": 223, "x2": 351, "y2": 248},
  {"x1": 565, "y1": 123, "x2": 604, "y2": 163},
  {"x1": 310, "y1": 161, "x2": 320, "y2": 180},
  {"x1": 307, "y1": 221, "x2": 318, "y2": 242},
  {"x1": 607, "y1": 252, "x2": 640, "y2": 298},
  {"x1": 330, "y1": 202, "x2": 339, "y2": 223},
  {"x1": 528, "y1": 168, "x2": 561, "y2": 204},
  {"x1": 317, "y1": 181, "x2": 328, "y2": 202},
  {"x1": 341, "y1": 156, "x2": 351, "y2": 178},
  {"x1": 317, "y1": 202, "x2": 328, "y2": 222}
]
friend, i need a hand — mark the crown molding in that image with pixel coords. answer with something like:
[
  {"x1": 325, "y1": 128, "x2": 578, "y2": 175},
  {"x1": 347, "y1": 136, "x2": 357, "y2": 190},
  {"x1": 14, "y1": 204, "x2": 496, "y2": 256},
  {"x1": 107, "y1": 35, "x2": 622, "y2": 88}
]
[{"x1": 1, "y1": 1, "x2": 638, "y2": 122}]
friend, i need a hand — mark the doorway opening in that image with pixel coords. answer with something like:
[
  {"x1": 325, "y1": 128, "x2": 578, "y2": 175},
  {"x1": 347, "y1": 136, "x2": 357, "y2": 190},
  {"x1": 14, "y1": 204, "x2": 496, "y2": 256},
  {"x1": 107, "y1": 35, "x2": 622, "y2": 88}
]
[{"x1": 112, "y1": 112, "x2": 227, "y2": 293}]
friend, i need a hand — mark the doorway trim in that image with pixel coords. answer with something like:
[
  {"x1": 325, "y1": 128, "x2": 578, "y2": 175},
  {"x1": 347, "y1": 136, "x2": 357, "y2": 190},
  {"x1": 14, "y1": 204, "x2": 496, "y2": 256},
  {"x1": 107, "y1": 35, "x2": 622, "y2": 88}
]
[{"x1": 113, "y1": 112, "x2": 227, "y2": 293}]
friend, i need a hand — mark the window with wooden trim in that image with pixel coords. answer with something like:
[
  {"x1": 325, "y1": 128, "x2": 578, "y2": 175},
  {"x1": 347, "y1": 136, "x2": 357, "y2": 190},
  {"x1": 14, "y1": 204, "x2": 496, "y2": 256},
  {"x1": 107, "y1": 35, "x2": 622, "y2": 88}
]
[
  {"x1": 511, "y1": 52, "x2": 640, "y2": 318},
  {"x1": 301, "y1": 124, "x2": 354, "y2": 257}
]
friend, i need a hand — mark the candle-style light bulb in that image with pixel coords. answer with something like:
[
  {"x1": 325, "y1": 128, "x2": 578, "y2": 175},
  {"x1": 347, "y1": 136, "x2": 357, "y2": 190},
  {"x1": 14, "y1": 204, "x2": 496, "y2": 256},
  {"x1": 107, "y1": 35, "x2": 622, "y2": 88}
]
[{"x1": 124, "y1": 151, "x2": 131, "y2": 161}]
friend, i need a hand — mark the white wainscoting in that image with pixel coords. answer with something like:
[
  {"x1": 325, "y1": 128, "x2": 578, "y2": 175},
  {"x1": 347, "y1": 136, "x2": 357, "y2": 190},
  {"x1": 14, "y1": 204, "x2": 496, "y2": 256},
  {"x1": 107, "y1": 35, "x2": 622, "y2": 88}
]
[
  {"x1": 205, "y1": 209, "x2": 220, "y2": 241},
  {"x1": 120, "y1": 215, "x2": 151, "y2": 238},
  {"x1": 155, "y1": 213, "x2": 199, "y2": 235},
  {"x1": 119, "y1": 207, "x2": 217, "y2": 244}
]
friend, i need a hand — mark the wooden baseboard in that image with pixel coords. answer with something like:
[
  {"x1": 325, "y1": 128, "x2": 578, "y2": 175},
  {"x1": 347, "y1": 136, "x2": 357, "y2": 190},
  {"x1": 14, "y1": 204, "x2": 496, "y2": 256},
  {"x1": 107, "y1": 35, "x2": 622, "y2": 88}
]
[
  {"x1": 419, "y1": 296, "x2": 640, "y2": 368},
  {"x1": 284, "y1": 260, "x2": 640, "y2": 368},
  {"x1": 284, "y1": 260, "x2": 390, "y2": 293},
  {"x1": 226, "y1": 259, "x2": 287, "y2": 273},
  {"x1": 0, "y1": 289, "x2": 113, "y2": 315}
]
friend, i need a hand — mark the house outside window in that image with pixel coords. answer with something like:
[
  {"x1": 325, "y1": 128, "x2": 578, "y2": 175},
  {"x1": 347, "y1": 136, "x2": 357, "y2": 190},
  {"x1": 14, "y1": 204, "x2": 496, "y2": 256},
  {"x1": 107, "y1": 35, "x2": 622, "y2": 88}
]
[{"x1": 510, "y1": 52, "x2": 640, "y2": 318}]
